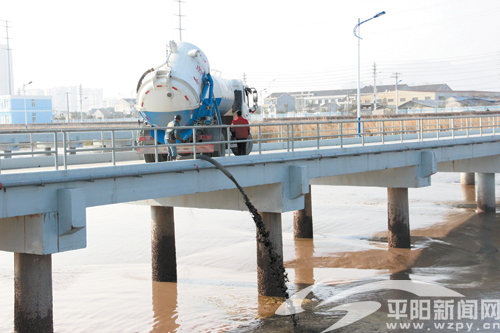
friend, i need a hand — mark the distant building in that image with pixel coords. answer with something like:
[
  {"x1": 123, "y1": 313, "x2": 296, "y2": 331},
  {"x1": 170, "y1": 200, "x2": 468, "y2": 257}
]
[
  {"x1": 90, "y1": 107, "x2": 115, "y2": 119},
  {"x1": 0, "y1": 95, "x2": 53, "y2": 124},
  {"x1": 0, "y1": 44, "x2": 14, "y2": 96},
  {"x1": 275, "y1": 83, "x2": 500, "y2": 115},
  {"x1": 263, "y1": 93, "x2": 296, "y2": 114},
  {"x1": 446, "y1": 97, "x2": 498, "y2": 108},
  {"x1": 397, "y1": 100, "x2": 443, "y2": 110},
  {"x1": 43, "y1": 86, "x2": 104, "y2": 115},
  {"x1": 114, "y1": 98, "x2": 136, "y2": 115}
]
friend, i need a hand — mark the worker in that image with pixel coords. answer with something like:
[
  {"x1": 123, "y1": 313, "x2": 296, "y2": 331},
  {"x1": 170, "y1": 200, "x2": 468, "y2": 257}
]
[
  {"x1": 230, "y1": 110, "x2": 250, "y2": 156},
  {"x1": 165, "y1": 114, "x2": 182, "y2": 161}
]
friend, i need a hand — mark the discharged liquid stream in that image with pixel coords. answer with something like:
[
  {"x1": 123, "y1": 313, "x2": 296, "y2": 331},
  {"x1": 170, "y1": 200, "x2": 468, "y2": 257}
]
[{"x1": 195, "y1": 155, "x2": 298, "y2": 329}]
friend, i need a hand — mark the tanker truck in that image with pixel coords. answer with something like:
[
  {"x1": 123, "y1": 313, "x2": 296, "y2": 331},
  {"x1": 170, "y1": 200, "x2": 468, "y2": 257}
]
[{"x1": 135, "y1": 40, "x2": 259, "y2": 162}]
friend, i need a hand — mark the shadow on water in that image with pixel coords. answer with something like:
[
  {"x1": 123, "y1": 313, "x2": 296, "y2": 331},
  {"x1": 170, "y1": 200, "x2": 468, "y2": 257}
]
[{"x1": 231, "y1": 188, "x2": 500, "y2": 332}]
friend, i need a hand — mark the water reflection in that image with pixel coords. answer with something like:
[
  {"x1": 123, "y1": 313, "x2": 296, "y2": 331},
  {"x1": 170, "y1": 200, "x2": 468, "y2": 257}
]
[
  {"x1": 461, "y1": 184, "x2": 476, "y2": 203},
  {"x1": 293, "y1": 238, "x2": 315, "y2": 288},
  {"x1": 151, "y1": 282, "x2": 179, "y2": 333}
]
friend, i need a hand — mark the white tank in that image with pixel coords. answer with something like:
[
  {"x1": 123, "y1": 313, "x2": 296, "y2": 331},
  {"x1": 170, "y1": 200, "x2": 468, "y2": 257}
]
[{"x1": 136, "y1": 41, "x2": 236, "y2": 127}]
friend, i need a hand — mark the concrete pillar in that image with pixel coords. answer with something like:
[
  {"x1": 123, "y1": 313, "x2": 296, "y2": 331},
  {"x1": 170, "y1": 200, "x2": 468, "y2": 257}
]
[
  {"x1": 477, "y1": 173, "x2": 496, "y2": 212},
  {"x1": 387, "y1": 188, "x2": 411, "y2": 249},
  {"x1": 14, "y1": 253, "x2": 53, "y2": 333},
  {"x1": 461, "y1": 172, "x2": 475, "y2": 185},
  {"x1": 293, "y1": 185, "x2": 313, "y2": 239},
  {"x1": 257, "y1": 212, "x2": 287, "y2": 297},
  {"x1": 151, "y1": 206, "x2": 177, "y2": 282}
]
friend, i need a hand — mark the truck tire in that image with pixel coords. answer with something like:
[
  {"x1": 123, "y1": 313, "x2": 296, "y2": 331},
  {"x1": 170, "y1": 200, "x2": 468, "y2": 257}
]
[
  {"x1": 230, "y1": 133, "x2": 253, "y2": 156},
  {"x1": 144, "y1": 154, "x2": 168, "y2": 163},
  {"x1": 144, "y1": 154, "x2": 155, "y2": 163}
]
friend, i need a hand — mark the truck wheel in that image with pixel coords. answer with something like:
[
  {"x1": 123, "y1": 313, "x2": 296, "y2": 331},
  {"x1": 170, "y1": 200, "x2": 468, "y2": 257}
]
[
  {"x1": 144, "y1": 154, "x2": 168, "y2": 163},
  {"x1": 230, "y1": 133, "x2": 253, "y2": 155}
]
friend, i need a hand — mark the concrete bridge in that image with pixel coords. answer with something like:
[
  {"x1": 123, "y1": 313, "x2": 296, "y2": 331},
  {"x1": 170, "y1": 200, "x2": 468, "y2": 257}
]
[{"x1": 0, "y1": 114, "x2": 499, "y2": 332}]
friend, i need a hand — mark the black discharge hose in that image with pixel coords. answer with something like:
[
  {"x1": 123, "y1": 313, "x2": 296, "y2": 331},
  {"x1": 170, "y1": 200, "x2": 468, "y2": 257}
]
[
  {"x1": 136, "y1": 68, "x2": 155, "y2": 93},
  {"x1": 195, "y1": 154, "x2": 299, "y2": 329}
]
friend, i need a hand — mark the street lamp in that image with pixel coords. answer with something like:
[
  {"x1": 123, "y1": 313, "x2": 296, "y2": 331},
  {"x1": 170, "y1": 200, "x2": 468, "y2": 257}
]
[
  {"x1": 23, "y1": 81, "x2": 33, "y2": 129},
  {"x1": 353, "y1": 11, "x2": 385, "y2": 134}
]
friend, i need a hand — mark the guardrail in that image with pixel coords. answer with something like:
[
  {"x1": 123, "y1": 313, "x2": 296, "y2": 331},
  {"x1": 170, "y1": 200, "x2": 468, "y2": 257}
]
[
  {"x1": 250, "y1": 106, "x2": 500, "y2": 121},
  {"x1": 1, "y1": 113, "x2": 499, "y2": 170}
]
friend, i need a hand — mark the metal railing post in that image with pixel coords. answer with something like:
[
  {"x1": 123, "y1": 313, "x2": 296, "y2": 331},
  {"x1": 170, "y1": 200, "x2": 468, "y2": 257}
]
[
  {"x1": 54, "y1": 132, "x2": 59, "y2": 170},
  {"x1": 286, "y1": 124, "x2": 290, "y2": 152},
  {"x1": 63, "y1": 131, "x2": 68, "y2": 170},
  {"x1": 400, "y1": 120, "x2": 403, "y2": 142},
  {"x1": 258, "y1": 125, "x2": 262, "y2": 154},
  {"x1": 226, "y1": 127, "x2": 231, "y2": 156},
  {"x1": 154, "y1": 129, "x2": 159, "y2": 162},
  {"x1": 192, "y1": 129, "x2": 197, "y2": 159},
  {"x1": 361, "y1": 121, "x2": 365, "y2": 146},
  {"x1": 382, "y1": 120, "x2": 385, "y2": 144},
  {"x1": 316, "y1": 123, "x2": 320, "y2": 149},
  {"x1": 101, "y1": 131, "x2": 105, "y2": 153},
  {"x1": 340, "y1": 122, "x2": 343, "y2": 148},
  {"x1": 466, "y1": 118, "x2": 470, "y2": 137},
  {"x1": 111, "y1": 130, "x2": 116, "y2": 166},
  {"x1": 30, "y1": 133, "x2": 34, "y2": 157},
  {"x1": 480, "y1": 117, "x2": 483, "y2": 136},
  {"x1": 291, "y1": 124, "x2": 295, "y2": 152},
  {"x1": 437, "y1": 118, "x2": 440, "y2": 139}
]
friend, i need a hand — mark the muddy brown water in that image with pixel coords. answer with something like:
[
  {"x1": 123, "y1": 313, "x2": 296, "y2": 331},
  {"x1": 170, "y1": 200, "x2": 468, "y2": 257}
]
[{"x1": 0, "y1": 173, "x2": 498, "y2": 332}]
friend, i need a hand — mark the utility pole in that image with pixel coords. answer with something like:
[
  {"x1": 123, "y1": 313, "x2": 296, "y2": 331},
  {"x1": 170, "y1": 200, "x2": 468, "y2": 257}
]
[
  {"x1": 373, "y1": 63, "x2": 377, "y2": 114},
  {"x1": 391, "y1": 72, "x2": 402, "y2": 114},
  {"x1": 1, "y1": 20, "x2": 13, "y2": 95},
  {"x1": 173, "y1": 0, "x2": 186, "y2": 41},
  {"x1": 243, "y1": 72, "x2": 247, "y2": 84}
]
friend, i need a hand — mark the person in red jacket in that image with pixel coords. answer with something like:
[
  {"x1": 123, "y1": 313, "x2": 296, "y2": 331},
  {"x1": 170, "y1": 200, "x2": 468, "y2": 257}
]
[{"x1": 230, "y1": 110, "x2": 250, "y2": 155}]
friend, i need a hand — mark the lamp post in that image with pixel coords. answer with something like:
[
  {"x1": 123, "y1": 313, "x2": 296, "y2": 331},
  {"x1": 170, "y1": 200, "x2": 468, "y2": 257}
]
[
  {"x1": 353, "y1": 11, "x2": 385, "y2": 134},
  {"x1": 23, "y1": 81, "x2": 32, "y2": 129}
]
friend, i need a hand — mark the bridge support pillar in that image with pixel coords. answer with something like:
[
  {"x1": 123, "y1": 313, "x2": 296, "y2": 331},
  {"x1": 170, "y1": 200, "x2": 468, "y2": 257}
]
[
  {"x1": 257, "y1": 212, "x2": 287, "y2": 297},
  {"x1": 477, "y1": 173, "x2": 496, "y2": 212},
  {"x1": 14, "y1": 253, "x2": 53, "y2": 333},
  {"x1": 461, "y1": 173, "x2": 475, "y2": 185},
  {"x1": 293, "y1": 185, "x2": 313, "y2": 239},
  {"x1": 387, "y1": 188, "x2": 411, "y2": 248},
  {"x1": 151, "y1": 206, "x2": 177, "y2": 282}
]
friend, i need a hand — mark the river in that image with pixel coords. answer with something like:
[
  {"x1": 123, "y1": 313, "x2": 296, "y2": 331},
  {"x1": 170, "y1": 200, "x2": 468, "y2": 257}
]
[{"x1": 0, "y1": 172, "x2": 498, "y2": 332}]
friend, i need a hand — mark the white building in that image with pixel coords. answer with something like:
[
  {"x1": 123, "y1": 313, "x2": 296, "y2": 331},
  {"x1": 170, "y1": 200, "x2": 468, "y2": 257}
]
[
  {"x1": 114, "y1": 98, "x2": 136, "y2": 115},
  {"x1": 0, "y1": 44, "x2": 14, "y2": 96}
]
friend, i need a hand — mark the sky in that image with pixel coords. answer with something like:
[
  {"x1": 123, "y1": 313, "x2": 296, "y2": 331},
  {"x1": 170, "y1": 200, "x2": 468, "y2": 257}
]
[{"x1": 2, "y1": 0, "x2": 500, "y2": 100}]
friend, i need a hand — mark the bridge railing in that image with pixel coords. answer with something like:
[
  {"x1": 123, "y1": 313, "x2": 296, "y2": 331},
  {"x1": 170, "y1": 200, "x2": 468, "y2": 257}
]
[{"x1": 0, "y1": 113, "x2": 499, "y2": 170}]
